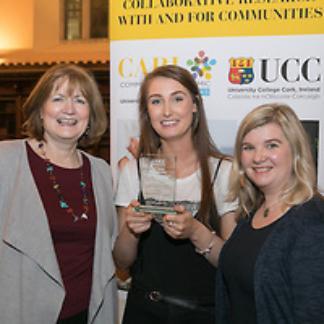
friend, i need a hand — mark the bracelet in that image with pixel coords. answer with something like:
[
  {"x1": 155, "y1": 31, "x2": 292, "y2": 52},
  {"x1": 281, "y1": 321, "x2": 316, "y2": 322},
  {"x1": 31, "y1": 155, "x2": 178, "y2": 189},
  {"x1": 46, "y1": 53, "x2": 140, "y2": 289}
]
[{"x1": 195, "y1": 231, "x2": 216, "y2": 257}]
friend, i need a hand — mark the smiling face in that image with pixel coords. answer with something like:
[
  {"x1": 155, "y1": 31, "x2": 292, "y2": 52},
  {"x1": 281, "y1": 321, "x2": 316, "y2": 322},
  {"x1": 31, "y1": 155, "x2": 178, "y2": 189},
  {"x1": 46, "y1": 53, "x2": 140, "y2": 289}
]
[
  {"x1": 41, "y1": 77, "x2": 90, "y2": 146},
  {"x1": 146, "y1": 76, "x2": 197, "y2": 144},
  {"x1": 241, "y1": 122, "x2": 293, "y2": 196}
]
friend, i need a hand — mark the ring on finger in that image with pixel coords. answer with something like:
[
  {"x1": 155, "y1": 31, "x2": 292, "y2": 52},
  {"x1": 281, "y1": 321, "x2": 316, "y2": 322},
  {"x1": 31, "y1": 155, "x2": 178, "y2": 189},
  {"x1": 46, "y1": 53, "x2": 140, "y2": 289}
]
[{"x1": 168, "y1": 221, "x2": 174, "y2": 227}]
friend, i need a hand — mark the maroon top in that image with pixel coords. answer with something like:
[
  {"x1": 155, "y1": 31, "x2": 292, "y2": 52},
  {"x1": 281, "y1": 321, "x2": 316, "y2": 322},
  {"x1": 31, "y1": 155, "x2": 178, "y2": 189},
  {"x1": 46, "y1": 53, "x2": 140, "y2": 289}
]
[{"x1": 27, "y1": 142, "x2": 97, "y2": 319}]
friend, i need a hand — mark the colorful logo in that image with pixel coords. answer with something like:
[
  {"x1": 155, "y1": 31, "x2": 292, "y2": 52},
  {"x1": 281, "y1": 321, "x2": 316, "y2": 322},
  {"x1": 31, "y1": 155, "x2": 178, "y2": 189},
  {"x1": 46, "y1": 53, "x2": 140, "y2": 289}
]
[
  {"x1": 186, "y1": 50, "x2": 217, "y2": 80},
  {"x1": 229, "y1": 57, "x2": 254, "y2": 84}
]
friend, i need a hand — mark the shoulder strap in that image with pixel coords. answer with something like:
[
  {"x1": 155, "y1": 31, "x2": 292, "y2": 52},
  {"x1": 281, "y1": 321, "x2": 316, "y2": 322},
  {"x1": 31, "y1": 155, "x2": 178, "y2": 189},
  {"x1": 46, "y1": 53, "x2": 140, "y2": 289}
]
[
  {"x1": 136, "y1": 158, "x2": 145, "y2": 204},
  {"x1": 211, "y1": 158, "x2": 223, "y2": 186},
  {"x1": 207, "y1": 158, "x2": 223, "y2": 232}
]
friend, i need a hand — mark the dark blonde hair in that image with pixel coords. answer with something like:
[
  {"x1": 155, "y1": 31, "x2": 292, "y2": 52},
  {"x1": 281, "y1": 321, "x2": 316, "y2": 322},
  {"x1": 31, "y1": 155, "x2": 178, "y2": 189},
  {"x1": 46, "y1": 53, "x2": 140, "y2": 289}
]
[
  {"x1": 138, "y1": 64, "x2": 227, "y2": 231},
  {"x1": 22, "y1": 64, "x2": 107, "y2": 147},
  {"x1": 229, "y1": 103, "x2": 318, "y2": 217}
]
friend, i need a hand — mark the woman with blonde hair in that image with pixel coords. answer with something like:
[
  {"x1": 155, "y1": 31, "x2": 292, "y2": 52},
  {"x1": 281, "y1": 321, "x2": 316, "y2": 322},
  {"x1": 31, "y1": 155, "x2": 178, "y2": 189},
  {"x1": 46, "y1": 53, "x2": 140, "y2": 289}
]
[{"x1": 216, "y1": 103, "x2": 324, "y2": 323}]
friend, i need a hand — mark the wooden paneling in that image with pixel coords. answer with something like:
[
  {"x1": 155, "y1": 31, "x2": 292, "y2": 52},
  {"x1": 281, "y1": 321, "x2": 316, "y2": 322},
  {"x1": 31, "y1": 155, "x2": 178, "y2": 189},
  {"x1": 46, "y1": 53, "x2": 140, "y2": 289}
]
[{"x1": 0, "y1": 62, "x2": 110, "y2": 161}]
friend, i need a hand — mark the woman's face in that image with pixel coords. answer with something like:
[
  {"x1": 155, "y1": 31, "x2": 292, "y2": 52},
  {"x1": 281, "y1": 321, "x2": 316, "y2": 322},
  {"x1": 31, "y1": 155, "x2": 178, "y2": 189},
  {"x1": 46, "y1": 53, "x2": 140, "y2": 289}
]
[
  {"x1": 146, "y1": 76, "x2": 197, "y2": 143},
  {"x1": 41, "y1": 78, "x2": 90, "y2": 146},
  {"x1": 240, "y1": 122, "x2": 293, "y2": 196}
]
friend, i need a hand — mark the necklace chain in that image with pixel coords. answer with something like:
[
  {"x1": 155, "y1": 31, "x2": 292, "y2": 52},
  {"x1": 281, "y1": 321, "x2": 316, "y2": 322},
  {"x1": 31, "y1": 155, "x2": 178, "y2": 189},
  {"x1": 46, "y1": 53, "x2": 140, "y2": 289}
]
[{"x1": 38, "y1": 142, "x2": 89, "y2": 222}]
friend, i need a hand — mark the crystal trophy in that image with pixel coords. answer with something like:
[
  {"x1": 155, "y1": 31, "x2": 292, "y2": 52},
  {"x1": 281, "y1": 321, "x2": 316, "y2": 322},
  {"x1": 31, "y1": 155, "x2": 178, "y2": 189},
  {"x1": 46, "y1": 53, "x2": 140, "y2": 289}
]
[{"x1": 135, "y1": 154, "x2": 177, "y2": 221}]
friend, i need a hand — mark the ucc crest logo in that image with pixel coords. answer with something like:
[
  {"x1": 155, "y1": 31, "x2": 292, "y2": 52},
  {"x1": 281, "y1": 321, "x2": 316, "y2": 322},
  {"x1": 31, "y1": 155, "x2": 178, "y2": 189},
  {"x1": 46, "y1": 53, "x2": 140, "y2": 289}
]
[{"x1": 229, "y1": 57, "x2": 254, "y2": 84}]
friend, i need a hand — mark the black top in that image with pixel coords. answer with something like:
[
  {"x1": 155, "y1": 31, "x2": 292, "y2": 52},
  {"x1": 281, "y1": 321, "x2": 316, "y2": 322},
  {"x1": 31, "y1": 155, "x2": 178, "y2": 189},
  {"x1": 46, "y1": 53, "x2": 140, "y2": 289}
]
[
  {"x1": 216, "y1": 196, "x2": 324, "y2": 324},
  {"x1": 220, "y1": 217, "x2": 280, "y2": 324},
  {"x1": 132, "y1": 221, "x2": 216, "y2": 302},
  {"x1": 131, "y1": 159, "x2": 223, "y2": 303}
]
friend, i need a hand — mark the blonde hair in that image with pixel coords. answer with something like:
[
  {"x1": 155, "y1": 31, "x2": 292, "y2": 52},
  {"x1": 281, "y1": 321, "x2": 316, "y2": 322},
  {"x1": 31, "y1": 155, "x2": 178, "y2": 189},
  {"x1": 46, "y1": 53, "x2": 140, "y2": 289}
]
[{"x1": 229, "y1": 103, "x2": 317, "y2": 217}]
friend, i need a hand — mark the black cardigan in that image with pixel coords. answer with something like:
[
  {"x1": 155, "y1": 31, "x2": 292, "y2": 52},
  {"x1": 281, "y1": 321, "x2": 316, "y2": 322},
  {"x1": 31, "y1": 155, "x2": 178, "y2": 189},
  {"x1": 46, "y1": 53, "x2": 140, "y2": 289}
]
[{"x1": 216, "y1": 196, "x2": 324, "y2": 324}]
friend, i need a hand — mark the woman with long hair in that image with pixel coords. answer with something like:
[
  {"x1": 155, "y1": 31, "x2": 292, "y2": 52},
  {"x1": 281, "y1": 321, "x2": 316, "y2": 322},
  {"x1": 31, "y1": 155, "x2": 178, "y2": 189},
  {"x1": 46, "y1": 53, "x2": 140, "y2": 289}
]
[
  {"x1": 114, "y1": 64, "x2": 237, "y2": 324},
  {"x1": 217, "y1": 103, "x2": 324, "y2": 323}
]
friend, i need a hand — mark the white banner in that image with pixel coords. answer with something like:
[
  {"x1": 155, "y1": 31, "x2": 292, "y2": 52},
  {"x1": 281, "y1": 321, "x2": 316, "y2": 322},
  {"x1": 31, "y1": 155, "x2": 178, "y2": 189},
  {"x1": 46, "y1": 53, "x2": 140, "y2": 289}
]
[{"x1": 110, "y1": 34, "x2": 324, "y2": 190}]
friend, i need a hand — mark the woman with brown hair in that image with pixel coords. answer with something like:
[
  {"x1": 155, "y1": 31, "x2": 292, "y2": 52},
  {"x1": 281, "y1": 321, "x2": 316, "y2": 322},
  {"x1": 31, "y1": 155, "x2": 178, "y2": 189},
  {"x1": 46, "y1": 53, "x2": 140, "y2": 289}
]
[
  {"x1": 114, "y1": 64, "x2": 237, "y2": 324},
  {"x1": 0, "y1": 64, "x2": 118, "y2": 324}
]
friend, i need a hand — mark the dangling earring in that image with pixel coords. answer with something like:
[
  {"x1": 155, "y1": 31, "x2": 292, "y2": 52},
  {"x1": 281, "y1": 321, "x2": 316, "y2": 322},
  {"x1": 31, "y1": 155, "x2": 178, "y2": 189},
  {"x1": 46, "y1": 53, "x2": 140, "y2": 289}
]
[
  {"x1": 192, "y1": 111, "x2": 199, "y2": 131},
  {"x1": 192, "y1": 96, "x2": 200, "y2": 131},
  {"x1": 40, "y1": 115, "x2": 44, "y2": 136},
  {"x1": 84, "y1": 125, "x2": 90, "y2": 137},
  {"x1": 239, "y1": 170, "x2": 245, "y2": 188}
]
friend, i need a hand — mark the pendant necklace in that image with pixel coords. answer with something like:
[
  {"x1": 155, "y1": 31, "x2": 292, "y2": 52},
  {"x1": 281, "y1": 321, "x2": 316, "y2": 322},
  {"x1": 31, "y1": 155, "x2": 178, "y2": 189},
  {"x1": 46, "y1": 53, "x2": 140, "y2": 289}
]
[
  {"x1": 38, "y1": 142, "x2": 89, "y2": 222},
  {"x1": 262, "y1": 199, "x2": 283, "y2": 218},
  {"x1": 263, "y1": 206, "x2": 271, "y2": 218}
]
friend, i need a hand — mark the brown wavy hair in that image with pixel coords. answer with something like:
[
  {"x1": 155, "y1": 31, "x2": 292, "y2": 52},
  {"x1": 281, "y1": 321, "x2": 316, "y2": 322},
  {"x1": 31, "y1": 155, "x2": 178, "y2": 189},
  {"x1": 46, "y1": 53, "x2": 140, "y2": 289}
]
[
  {"x1": 138, "y1": 64, "x2": 228, "y2": 231},
  {"x1": 22, "y1": 63, "x2": 107, "y2": 147}
]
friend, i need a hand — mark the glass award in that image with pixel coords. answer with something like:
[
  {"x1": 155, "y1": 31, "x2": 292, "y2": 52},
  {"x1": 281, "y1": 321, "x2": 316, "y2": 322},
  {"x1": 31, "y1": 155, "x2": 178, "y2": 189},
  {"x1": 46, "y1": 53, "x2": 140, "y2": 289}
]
[{"x1": 135, "y1": 153, "x2": 177, "y2": 222}]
